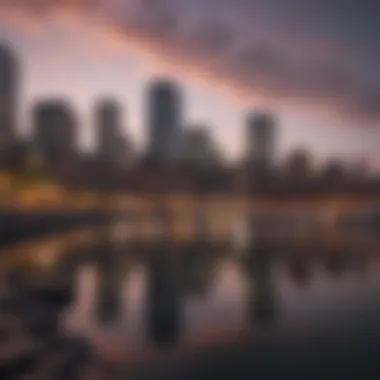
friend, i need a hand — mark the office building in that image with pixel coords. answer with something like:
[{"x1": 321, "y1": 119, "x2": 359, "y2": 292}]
[
  {"x1": 181, "y1": 124, "x2": 221, "y2": 167},
  {"x1": 95, "y1": 98, "x2": 129, "y2": 165},
  {"x1": 147, "y1": 79, "x2": 182, "y2": 164},
  {"x1": 285, "y1": 148, "x2": 313, "y2": 180},
  {"x1": 33, "y1": 100, "x2": 77, "y2": 167},
  {"x1": 0, "y1": 43, "x2": 18, "y2": 151},
  {"x1": 246, "y1": 112, "x2": 276, "y2": 177}
]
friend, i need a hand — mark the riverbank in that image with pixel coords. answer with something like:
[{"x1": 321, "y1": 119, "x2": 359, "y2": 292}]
[{"x1": 0, "y1": 211, "x2": 115, "y2": 248}]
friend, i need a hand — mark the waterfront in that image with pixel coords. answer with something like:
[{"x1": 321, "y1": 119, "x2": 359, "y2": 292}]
[{"x1": 2, "y1": 215, "x2": 380, "y2": 363}]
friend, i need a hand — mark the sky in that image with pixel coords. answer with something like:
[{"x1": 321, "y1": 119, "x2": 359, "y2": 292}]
[{"x1": 0, "y1": 0, "x2": 380, "y2": 168}]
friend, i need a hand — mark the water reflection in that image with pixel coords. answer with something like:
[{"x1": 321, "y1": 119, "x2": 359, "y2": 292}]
[
  {"x1": 1, "y1": 218, "x2": 380, "y2": 355},
  {"x1": 94, "y1": 249, "x2": 125, "y2": 325},
  {"x1": 182, "y1": 241, "x2": 216, "y2": 297},
  {"x1": 323, "y1": 247, "x2": 347, "y2": 276},
  {"x1": 287, "y1": 248, "x2": 312, "y2": 286},
  {"x1": 244, "y1": 240, "x2": 277, "y2": 327},
  {"x1": 146, "y1": 242, "x2": 183, "y2": 347}
]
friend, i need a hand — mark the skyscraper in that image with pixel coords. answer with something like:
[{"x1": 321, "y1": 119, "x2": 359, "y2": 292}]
[
  {"x1": 246, "y1": 112, "x2": 276, "y2": 178},
  {"x1": 285, "y1": 148, "x2": 313, "y2": 181},
  {"x1": 181, "y1": 124, "x2": 221, "y2": 167},
  {"x1": 33, "y1": 100, "x2": 77, "y2": 167},
  {"x1": 95, "y1": 98, "x2": 129, "y2": 165},
  {"x1": 147, "y1": 79, "x2": 182, "y2": 164},
  {"x1": 0, "y1": 43, "x2": 18, "y2": 151}
]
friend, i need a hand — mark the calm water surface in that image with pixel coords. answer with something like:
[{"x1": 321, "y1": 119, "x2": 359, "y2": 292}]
[{"x1": 2, "y1": 221, "x2": 380, "y2": 355}]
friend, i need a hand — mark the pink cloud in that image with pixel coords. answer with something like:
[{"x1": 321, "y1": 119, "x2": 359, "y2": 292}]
[{"x1": 2, "y1": 0, "x2": 380, "y2": 123}]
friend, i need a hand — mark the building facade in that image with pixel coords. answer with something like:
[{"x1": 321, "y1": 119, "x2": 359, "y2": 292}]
[
  {"x1": 95, "y1": 98, "x2": 129, "y2": 165},
  {"x1": 181, "y1": 125, "x2": 221, "y2": 168},
  {"x1": 33, "y1": 100, "x2": 77, "y2": 168},
  {"x1": 147, "y1": 80, "x2": 182, "y2": 164},
  {"x1": 245, "y1": 112, "x2": 276, "y2": 180},
  {"x1": 0, "y1": 44, "x2": 18, "y2": 152}
]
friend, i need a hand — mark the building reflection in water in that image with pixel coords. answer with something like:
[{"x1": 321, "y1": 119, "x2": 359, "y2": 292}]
[
  {"x1": 323, "y1": 246, "x2": 347, "y2": 277},
  {"x1": 95, "y1": 255, "x2": 124, "y2": 325},
  {"x1": 3, "y1": 212, "x2": 380, "y2": 357},
  {"x1": 244, "y1": 235, "x2": 277, "y2": 327},
  {"x1": 92, "y1": 224, "x2": 126, "y2": 324},
  {"x1": 287, "y1": 247, "x2": 312, "y2": 286},
  {"x1": 180, "y1": 197, "x2": 217, "y2": 297},
  {"x1": 146, "y1": 203, "x2": 184, "y2": 347},
  {"x1": 182, "y1": 238, "x2": 217, "y2": 298}
]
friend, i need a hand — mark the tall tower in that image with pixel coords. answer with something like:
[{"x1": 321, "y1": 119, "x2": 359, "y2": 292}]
[
  {"x1": 95, "y1": 98, "x2": 128, "y2": 164},
  {"x1": 147, "y1": 79, "x2": 182, "y2": 164},
  {"x1": 0, "y1": 43, "x2": 18, "y2": 151},
  {"x1": 33, "y1": 100, "x2": 77, "y2": 167},
  {"x1": 246, "y1": 112, "x2": 276, "y2": 177}
]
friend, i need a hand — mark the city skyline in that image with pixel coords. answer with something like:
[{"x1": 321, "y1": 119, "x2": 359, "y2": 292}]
[
  {"x1": 0, "y1": 39, "x2": 378, "y2": 176},
  {"x1": 0, "y1": 3, "x2": 380, "y2": 170}
]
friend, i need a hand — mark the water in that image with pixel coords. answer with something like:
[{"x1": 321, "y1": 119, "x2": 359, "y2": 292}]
[{"x1": 1, "y1": 220, "x2": 380, "y2": 361}]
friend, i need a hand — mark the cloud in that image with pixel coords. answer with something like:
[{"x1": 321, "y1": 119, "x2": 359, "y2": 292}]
[{"x1": 2, "y1": 0, "x2": 380, "y2": 122}]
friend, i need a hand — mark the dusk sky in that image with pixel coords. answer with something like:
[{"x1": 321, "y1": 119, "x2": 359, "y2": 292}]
[{"x1": 1, "y1": 0, "x2": 380, "y2": 168}]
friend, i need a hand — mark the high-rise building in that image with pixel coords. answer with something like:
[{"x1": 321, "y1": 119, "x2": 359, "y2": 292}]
[
  {"x1": 285, "y1": 148, "x2": 313, "y2": 180},
  {"x1": 246, "y1": 112, "x2": 275, "y2": 165},
  {"x1": 95, "y1": 98, "x2": 129, "y2": 165},
  {"x1": 32, "y1": 100, "x2": 77, "y2": 167},
  {"x1": 245, "y1": 112, "x2": 276, "y2": 180},
  {"x1": 181, "y1": 125, "x2": 221, "y2": 167},
  {"x1": 147, "y1": 79, "x2": 182, "y2": 164},
  {"x1": 321, "y1": 159, "x2": 347, "y2": 183},
  {"x1": 0, "y1": 44, "x2": 18, "y2": 151}
]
